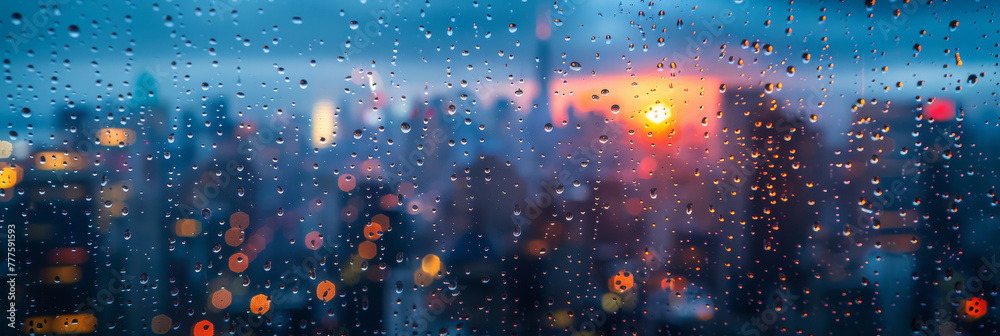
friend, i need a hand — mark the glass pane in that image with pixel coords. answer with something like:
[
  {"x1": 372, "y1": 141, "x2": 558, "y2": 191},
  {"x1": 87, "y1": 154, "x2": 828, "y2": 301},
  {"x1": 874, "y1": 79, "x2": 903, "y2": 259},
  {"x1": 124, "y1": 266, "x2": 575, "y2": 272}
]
[{"x1": 2, "y1": 1, "x2": 995, "y2": 335}]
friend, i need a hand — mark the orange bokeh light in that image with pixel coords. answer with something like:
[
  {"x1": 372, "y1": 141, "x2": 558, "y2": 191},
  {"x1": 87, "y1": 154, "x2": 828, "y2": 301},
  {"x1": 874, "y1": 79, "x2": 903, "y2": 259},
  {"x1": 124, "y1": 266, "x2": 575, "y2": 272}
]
[
  {"x1": 250, "y1": 294, "x2": 271, "y2": 315},
  {"x1": 151, "y1": 314, "x2": 172, "y2": 334},
  {"x1": 175, "y1": 219, "x2": 202, "y2": 237},
  {"x1": 23, "y1": 316, "x2": 52, "y2": 334},
  {"x1": 211, "y1": 289, "x2": 232, "y2": 309},
  {"x1": 0, "y1": 162, "x2": 23, "y2": 188},
  {"x1": 421, "y1": 254, "x2": 441, "y2": 275},
  {"x1": 661, "y1": 276, "x2": 687, "y2": 293},
  {"x1": 317, "y1": 280, "x2": 336, "y2": 302},
  {"x1": 230, "y1": 211, "x2": 250, "y2": 229},
  {"x1": 51, "y1": 314, "x2": 97, "y2": 334},
  {"x1": 608, "y1": 270, "x2": 635, "y2": 293},
  {"x1": 364, "y1": 222, "x2": 383, "y2": 240},
  {"x1": 358, "y1": 241, "x2": 377, "y2": 260},
  {"x1": 224, "y1": 228, "x2": 244, "y2": 247},
  {"x1": 193, "y1": 320, "x2": 214, "y2": 336},
  {"x1": 961, "y1": 296, "x2": 988, "y2": 320},
  {"x1": 41, "y1": 265, "x2": 81, "y2": 284},
  {"x1": 229, "y1": 253, "x2": 249, "y2": 273},
  {"x1": 372, "y1": 213, "x2": 390, "y2": 230}
]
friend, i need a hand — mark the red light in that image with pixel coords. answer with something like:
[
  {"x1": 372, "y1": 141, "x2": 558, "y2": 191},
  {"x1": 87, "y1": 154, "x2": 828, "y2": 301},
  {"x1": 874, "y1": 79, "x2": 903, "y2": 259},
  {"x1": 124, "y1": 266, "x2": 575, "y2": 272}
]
[
  {"x1": 962, "y1": 296, "x2": 988, "y2": 320},
  {"x1": 926, "y1": 98, "x2": 956, "y2": 121},
  {"x1": 193, "y1": 320, "x2": 214, "y2": 336}
]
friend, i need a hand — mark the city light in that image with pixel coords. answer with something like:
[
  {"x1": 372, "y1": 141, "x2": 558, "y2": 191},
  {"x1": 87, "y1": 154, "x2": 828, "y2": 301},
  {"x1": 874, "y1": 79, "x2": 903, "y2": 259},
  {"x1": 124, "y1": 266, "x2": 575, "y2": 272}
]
[
  {"x1": 312, "y1": 99, "x2": 337, "y2": 148},
  {"x1": 33, "y1": 151, "x2": 87, "y2": 170},
  {"x1": 97, "y1": 128, "x2": 136, "y2": 147},
  {"x1": 0, "y1": 163, "x2": 22, "y2": 188}
]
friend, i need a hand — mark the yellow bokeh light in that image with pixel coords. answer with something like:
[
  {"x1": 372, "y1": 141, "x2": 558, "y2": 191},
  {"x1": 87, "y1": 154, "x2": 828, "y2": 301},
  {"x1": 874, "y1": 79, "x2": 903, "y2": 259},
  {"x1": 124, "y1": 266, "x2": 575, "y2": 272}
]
[
  {"x1": 34, "y1": 151, "x2": 88, "y2": 170},
  {"x1": 601, "y1": 292, "x2": 623, "y2": 312},
  {"x1": 549, "y1": 309, "x2": 574, "y2": 328},
  {"x1": 97, "y1": 127, "x2": 136, "y2": 146},
  {"x1": 312, "y1": 99, "x2": 337, "y2": 147},
  {"x1": 0, "y1": 163, "x2": 22, "y2": 189}
]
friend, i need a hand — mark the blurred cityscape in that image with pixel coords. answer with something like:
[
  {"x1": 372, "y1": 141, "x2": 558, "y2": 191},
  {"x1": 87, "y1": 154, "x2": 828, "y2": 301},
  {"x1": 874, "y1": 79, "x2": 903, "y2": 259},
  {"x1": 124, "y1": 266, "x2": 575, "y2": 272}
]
[{"x1": 1, "y1": 1, "x2": 998, "y2": 336}]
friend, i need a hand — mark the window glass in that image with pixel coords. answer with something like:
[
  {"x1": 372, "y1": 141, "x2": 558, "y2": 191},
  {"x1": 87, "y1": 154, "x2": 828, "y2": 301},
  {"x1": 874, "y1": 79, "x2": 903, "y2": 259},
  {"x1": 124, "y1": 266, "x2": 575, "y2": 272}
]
[{"x1": 2, "y1": 1, "x2": 997, "y2": 335}]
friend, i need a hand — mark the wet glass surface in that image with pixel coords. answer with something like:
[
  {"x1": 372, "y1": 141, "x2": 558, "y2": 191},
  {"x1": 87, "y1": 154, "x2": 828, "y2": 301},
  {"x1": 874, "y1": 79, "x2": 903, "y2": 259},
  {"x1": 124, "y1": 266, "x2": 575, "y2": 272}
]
[{"x1": 1, "y1": 1, "x2": 998, "y2": 335}]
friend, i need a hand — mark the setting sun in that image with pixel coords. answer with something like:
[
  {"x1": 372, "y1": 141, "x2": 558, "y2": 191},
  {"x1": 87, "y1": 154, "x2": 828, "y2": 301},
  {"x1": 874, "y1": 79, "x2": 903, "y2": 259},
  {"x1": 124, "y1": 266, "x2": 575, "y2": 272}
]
[{"x1": 646, "y1": 105, "x2": 671, "y2": 124}]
